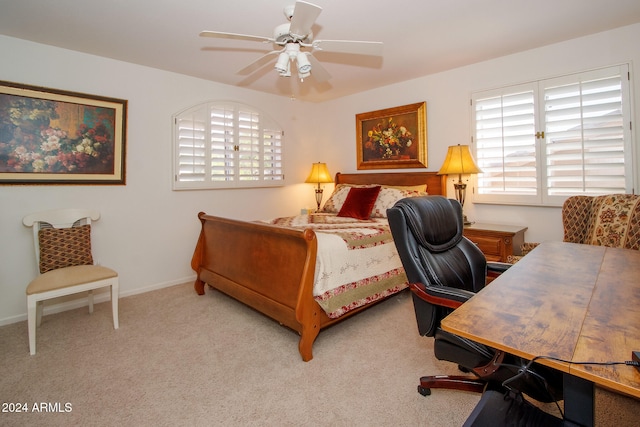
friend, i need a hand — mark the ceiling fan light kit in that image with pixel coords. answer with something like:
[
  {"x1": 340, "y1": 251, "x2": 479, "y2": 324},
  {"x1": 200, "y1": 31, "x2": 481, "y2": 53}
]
[
  {"x1": 275, "y1": 51, "x2": 291, "y2": 76},
  {"x1": 297, "y1": 52, "x2": 311, "y2": 74},
  {"x1": 200, "y1": 1, "x2": 383, "y2": 84},
  {"x1": 274, "y1": 44, "x2": 313, "y2": 81}
]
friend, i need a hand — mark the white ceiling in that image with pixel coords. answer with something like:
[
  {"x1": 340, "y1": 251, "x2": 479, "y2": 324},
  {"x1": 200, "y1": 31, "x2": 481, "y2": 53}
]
[{"x1": 1, "y1": 0, "x2": 640, "y2": 103}]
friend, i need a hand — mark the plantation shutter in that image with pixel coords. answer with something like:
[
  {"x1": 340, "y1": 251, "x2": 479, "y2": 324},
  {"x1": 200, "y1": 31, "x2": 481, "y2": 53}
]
[
  {"x1": 473, "y1": 64, "x2": 632, "y2": 206},
  {"x1": 175, "y1": 109, "x2": 207, "y2": 183},
  {"x1": 173, "y1": 101, "x2": 285, "y2": 190},
  {"x1": 543, "y1": 66, "x2": 629, "y2": 198},
  {"x1": 474, "y1": 84, "x2": 538, "y2": 203},
  {"x1": 263, "y1": 127, "x2": 284, "y2": 180},
  {"x1": 237, "y1": 108, "x2": 260, "y2": 181},
  {"x1": 210, "y1": 105, "x2": 236, "y2": 182}
]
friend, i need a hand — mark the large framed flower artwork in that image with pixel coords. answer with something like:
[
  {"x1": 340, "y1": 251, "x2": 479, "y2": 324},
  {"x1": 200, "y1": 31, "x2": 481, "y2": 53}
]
[
  {"x1": 0, "y1": 81, "x2": 127, "y2": 185},
  {"x1": 356, "y1": 102, "x2": 427, "y2": 169},
  {"x1": 356, "y1": 102, "x2": 427, "y2": 170}
]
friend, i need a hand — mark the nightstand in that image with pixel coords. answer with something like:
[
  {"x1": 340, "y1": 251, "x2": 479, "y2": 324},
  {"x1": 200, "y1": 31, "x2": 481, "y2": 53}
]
[{"x1": 463, "y1": 223, "x2": 527, "y2": 262}]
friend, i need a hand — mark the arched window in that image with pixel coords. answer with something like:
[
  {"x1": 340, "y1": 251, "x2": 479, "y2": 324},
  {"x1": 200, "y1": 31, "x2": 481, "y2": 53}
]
[{"x1": 173, "y1": 101, "x2": 284, "y2": 190}]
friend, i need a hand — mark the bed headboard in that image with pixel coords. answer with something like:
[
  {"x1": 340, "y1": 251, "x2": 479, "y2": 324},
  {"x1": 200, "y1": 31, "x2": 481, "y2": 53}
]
[{"x1": 334, "y1": 172, "x2": 447, "y2": 196}]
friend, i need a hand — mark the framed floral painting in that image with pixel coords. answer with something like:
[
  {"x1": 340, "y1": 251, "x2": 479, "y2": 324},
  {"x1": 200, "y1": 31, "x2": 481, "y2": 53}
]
[
  {"x1": 0, "y1": 80, "x2": 127, "y2": 185},
  {"x1": 356, "y1": 101, "x2": 427, "y2": 170}
]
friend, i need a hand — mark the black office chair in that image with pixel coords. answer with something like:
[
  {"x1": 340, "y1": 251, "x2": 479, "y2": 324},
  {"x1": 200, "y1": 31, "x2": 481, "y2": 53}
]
[{"x1": 387, "y1": 196, "x2": 563, "y2": 403}]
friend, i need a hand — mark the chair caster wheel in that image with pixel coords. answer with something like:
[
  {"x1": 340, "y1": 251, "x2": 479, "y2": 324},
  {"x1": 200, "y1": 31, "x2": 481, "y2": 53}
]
[{"x1": 418, "y1": 386, "x2": 431, "y2": 396}]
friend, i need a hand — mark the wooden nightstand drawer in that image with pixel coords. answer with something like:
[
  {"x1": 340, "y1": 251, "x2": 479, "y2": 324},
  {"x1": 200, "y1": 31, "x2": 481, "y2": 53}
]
[
  {"x1": 463, "y1": 223, "x2": 527, "y2": 263},
  {"x1": 471, "y1": 236, "x2": 503, "y2": 259}
]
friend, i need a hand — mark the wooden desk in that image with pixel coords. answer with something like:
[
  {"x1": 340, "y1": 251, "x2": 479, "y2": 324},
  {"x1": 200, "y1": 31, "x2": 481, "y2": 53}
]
[{"x1": 441, "y1": 241, "x2": 640, "y2": 426}]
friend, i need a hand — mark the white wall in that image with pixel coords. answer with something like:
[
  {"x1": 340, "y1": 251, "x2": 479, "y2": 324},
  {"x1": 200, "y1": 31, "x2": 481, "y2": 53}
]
[
  {"x1": 0, "y1": 36, "x2": 319, "y2": 325},
  {"x1": 315, "y1": 23, "x2": 640, "y2": 244},
  {"x1": 2, "y1": 23, "x2": 639, "y2": 325}
]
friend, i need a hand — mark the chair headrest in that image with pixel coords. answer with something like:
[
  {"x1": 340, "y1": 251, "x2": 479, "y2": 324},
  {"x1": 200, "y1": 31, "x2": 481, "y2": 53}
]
[{"x1": 392, "y1": 196, "x2": 464, "y2": 253}]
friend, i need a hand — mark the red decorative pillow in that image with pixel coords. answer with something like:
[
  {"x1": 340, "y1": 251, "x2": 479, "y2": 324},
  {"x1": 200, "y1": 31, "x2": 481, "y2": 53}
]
[{"x1": 337, "y1": 186, "x2": 382, "y2": 220}]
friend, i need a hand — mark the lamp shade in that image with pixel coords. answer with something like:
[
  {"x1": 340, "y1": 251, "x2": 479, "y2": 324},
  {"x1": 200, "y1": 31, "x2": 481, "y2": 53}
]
[
  {"x1": 305, "y1": 162, "x2": 333, "y2": 184},
  {"x1": 438, "y1": 144, "x2": 482, "y2": 175}
]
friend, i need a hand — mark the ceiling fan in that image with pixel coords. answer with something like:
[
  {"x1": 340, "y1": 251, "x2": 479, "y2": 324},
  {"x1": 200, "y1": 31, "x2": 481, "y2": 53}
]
[{"x1": 199, "y1": 1, "x2": 383, "y2": 83}]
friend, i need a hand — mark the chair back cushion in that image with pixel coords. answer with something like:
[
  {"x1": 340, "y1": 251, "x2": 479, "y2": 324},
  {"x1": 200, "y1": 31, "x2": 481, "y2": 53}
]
[
  {"x1": 389, "y1": 196, "x2": 486, "y2": 291},
  {"x1": 397, "y1": 195, "x2": 464, "y2": 252},
  {"x1": 563, "y1": 194, "x2": 640, "y2": 250},
  {"x1": 38, "y1": 224, "x2": 94, "y2": 273}
]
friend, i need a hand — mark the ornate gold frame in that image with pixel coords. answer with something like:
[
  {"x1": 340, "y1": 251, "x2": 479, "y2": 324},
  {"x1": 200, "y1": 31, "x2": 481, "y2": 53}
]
[{"x1": 356, "y1": 101, "x2": 427, "y2": 170}]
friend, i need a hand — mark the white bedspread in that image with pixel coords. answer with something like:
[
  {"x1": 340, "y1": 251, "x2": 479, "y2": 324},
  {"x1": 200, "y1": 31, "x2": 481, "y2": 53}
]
[{"x1": 264, "y1": 213, "x2": 408, "y2": 318}]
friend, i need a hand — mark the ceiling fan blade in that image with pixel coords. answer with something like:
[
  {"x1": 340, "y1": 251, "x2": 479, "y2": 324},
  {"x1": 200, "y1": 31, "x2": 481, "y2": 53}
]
[
  {"x1": 312, "y1": 40, "x2": 383, "y2": 56},
  {"x1": 289, "y1": 1, "x2": 322, "y2": 38},
  {"x1": 237, "y1": 51, "x2": 281, "y2": 75},
  {"x1": 306, "y1": 54, "x2": 331, "y2": 83},
  {"x1": 199, "y1": 30, "x2": 273, "y2": 44}
]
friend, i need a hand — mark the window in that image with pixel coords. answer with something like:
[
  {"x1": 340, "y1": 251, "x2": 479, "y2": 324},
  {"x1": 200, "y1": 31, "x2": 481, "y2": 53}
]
[
  {"x1": 472, "y1": 64, "x2": 633, "y2": 206},
  {"x1": 173, "y1": 101, "x2": 284, "y2": 190}
]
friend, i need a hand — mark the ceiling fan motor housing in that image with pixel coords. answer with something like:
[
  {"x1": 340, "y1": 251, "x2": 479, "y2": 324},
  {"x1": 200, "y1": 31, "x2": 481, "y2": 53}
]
[{"x1": 274, "y1": 23, "x2": 312, "y2": 44}]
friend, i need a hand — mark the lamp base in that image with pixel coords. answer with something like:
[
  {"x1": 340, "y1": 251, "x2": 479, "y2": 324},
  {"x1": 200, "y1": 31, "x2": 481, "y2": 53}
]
[
  {"x1": 454, "y1": 180, "x2": 472, "y2": 225},
  {"x1": 314, "y1": 188, "x2": 324, "y2": 210}
]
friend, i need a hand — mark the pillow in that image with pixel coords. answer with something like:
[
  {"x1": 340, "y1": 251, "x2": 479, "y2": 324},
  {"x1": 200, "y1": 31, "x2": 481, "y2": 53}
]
[
  {"x1": 322, "y1": 183, "x2": 429, "y2": 214},
  {"x1": 38, "y1": 224, "x2": 94, "y2": 273},
  {"x1": 337, "y1": 186, "x2": 382, "y2": 220},
  {"x1": 322, "y1": 184, "x2": 373, "y2": 213},
  {"x1": 383, "y1": 184, "x2": 428, "y2": 192},
  {"x1": 371, "y1": 188, "x2": 428, "y2": 218}
]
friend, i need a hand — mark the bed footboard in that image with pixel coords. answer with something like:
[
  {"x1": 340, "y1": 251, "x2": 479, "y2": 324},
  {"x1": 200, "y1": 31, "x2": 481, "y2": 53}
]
[{"x1": 191, "y1": 212, "x2": 321, "y2": 361}]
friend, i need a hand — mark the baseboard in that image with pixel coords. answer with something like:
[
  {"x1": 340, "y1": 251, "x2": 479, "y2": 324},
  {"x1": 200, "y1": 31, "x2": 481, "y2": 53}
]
[{"x1": 0, "y1": 274, "x2": 197, "y2": 327}]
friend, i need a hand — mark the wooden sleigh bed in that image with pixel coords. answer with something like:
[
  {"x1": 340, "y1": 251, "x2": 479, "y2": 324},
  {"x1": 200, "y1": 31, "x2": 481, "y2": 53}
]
[{"x1": 191, "y1": 171, "x2": 446, "y2": 361}]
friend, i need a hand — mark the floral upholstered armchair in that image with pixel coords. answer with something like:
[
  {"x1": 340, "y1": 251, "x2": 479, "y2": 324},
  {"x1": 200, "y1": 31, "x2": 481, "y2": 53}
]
[{"x1": 507, "y1": 194, "x2": 640, "y2": 263}]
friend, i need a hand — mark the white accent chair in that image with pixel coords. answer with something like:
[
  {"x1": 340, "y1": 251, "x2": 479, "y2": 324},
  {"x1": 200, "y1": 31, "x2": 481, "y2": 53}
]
[{"x1": 22, "y1": 209, "x2": 119, "y2": 355}]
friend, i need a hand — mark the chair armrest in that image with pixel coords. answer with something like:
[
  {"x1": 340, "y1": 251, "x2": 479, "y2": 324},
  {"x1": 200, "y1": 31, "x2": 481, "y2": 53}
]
[
  {"x1": 487, "y1": 262, "x2": 511, "y2": 275},
  {"x1": 410, "y1": 282, "x2": 475, "y2": 310}
]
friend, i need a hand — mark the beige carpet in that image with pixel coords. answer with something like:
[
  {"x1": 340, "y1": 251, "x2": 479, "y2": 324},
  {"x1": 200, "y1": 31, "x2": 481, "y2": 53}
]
[{"x1": 0, "y1": 283, "x2": 638, "y2": 426}]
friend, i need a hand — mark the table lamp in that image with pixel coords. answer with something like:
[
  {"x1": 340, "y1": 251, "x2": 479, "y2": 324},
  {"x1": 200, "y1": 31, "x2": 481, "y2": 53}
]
[
  {"x1": 305, "y1": 162, "x2": 333, "y2": 210},
  {"x1": 438, "y1": 144, "x2": 482, "y2": 225}
]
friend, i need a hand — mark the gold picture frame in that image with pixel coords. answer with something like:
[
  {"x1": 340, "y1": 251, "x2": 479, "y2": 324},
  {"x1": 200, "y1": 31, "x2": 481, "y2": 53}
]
[
  {"x1": 0, "y1": 80, "x2": 127, "y2": 185},
  {"x1": 356, "y1": 101, "x2": 427, "y2": 170}
]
